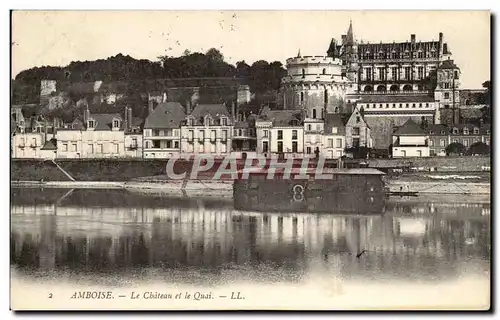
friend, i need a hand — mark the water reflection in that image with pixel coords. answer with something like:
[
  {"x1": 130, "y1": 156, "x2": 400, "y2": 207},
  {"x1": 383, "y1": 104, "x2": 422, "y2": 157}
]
[{"x1": 11, "y1": 188, "x2": 490, "y2": 286}]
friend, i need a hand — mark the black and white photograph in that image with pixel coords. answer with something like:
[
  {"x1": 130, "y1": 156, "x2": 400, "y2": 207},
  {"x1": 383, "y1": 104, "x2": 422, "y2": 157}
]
[{"x1": 8, "y1": 10, "x2": 491, "y2": 311}]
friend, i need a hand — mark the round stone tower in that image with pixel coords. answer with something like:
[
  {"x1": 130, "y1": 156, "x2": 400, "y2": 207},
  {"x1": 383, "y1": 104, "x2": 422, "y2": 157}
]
[{"x1": 281, "y1": 53, "x2": 354, "y2": 118}]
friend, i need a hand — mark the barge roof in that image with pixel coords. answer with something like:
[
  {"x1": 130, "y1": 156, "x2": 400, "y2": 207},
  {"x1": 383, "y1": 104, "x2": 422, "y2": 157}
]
[{"x1": 237, "y1": 167, "x2": 386, "y2": 176}]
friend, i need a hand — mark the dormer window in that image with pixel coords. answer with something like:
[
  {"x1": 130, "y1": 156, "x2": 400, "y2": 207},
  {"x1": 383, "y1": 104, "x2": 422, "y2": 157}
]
[
  {"x1": 332, "y1": 127, "x2": 338, "y2": 134},
  {"x1": 221, "y1": 117, "x2": 228, "y2": 126},
  {"x1": 452, "y1": 127, "x2": 458, "y2": 134},
  {"x1": 290, "y1": 119, "x2": 299, "y2": 126},
  {"x1": 441, "y1": 130, "x2": 445, "y2": 135},
  {"x1": 205, "y1": 116, "x2": 212, "y2": 126},
  {"x1": 463, "y1": 128, "x2": 469, "y2": 135},
  {"x1": 188, "y1": 118, "x2": 195, "y2": 126},
  {"x1": 473, "y1": 128, "x2": 479, "y2": 134},
  {"x1": 113, "y1": 119, "x2": 120, "y2": 128},
  {"x1": 88, "y1": 120, "x2": 95, "y2": 128}
]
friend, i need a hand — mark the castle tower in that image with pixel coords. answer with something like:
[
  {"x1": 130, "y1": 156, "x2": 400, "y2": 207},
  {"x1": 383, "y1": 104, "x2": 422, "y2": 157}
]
[
  {"x1": 434, "y1": 58, "x2": 461, "y2": 125},
  {"x1": 281, "y1": 55, "x2": 353, "y2": 117}
]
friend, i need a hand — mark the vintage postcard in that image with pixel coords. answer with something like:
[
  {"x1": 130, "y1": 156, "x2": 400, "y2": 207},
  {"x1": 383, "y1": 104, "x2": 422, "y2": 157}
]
[{"x1": 10, "y1": 10, "x2": 491, "y2": 311}]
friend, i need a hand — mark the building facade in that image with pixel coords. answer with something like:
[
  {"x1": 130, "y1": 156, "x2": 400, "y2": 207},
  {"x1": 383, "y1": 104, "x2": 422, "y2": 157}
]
[
  {"x1": 255, "y1": 110, "x2": 304, "y2": 157},
  {"x1": 391, "y1": 119, "x2": 430, "y2": 158},
  {"x1": 344, "y1": 106, "x2": 372, "y2": 149},
  {"x1": 322, "y1": 113, "x2": 346, "y2": 159},
  {"x1": 427, "y1": 123, "x2": 490, "y2": 156},
  {"x1": 180, "y1": 103, "x2": 233, "y2": 155},
  {"x1": 143, "y1": 101, "x2": 185, "y2": 159}
]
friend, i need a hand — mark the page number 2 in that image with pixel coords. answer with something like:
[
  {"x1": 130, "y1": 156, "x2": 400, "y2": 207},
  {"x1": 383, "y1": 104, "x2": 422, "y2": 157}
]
[{"x1": 48, "y1": 293, "x2": 53, "y2": 299}]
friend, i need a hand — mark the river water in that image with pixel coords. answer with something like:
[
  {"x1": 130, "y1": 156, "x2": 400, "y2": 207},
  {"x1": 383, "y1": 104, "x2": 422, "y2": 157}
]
[{"x1": 10, "y1": 188, "x2": 491, "y2": 310}]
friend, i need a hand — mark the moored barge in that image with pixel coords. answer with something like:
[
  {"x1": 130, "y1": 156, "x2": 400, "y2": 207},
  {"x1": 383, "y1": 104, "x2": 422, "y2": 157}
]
[{"x1": 233, "y1": 167, "x2": 387, "y2": 214}]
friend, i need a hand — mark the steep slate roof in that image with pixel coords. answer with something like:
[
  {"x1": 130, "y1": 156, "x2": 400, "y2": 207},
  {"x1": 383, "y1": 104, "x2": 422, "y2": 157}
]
[
  {"x1": 393, "y1": 119, "x2": 427, "y2": 136},
  {"x1": 144, "y1": 102, "x2": 186, "y2": 129},
  {"x1": 427, "y1": 123, "x2": 490, "y2": 136},
  {"x1": 189, "y1": 104, "x2": 231, "y2": 120},
  {"x1": 41, "y1": 138, "x2": 57, "y2": 150},
  {"x1": 439, "y1": 59, "x2": 459, "y2": 70},
  {"x1": 89, "y1": 113, "x2": 123, "y2": 131},
  {"x1": 259, "y1": 110, "x2": 303, "y2": 127},
  {"x1": 324, "y1": 113, "x2": 346, "y2": 134},
  {"x1": 360, "y1": 95, "x2": 436, "y2": 103}
]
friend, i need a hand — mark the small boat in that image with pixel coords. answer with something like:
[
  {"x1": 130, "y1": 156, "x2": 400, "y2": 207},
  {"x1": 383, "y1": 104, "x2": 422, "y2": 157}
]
[{"x1": 388, "y1": 191, "x2": 419, "y2": 197}]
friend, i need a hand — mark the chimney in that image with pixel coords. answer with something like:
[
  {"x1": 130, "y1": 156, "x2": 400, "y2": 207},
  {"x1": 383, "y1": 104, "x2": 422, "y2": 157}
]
[
  {"x1": 411, "y1": 34, "x2": 416, "y2": 44},
  {"x1": 148, "y1": 100, "x2": 154, "y2": 115},
  {"x1": 443, "y1": 43, "x2": 448, "y2": 54},
  {"x1": 123, "y1": 107, "x2": 128, "y2": 131},
  {"x1": 53, "y1": 117, "x2": 57, "y2": 139},
  {"x1": 186, "y1": 100, "x2": 192, "y2": 114},
  {"x1": 128, "y1": 106, "x2": 133, "y2": 131},
  {"x1": 231, "y1": 101, "x2": 236, "y2": 121}
]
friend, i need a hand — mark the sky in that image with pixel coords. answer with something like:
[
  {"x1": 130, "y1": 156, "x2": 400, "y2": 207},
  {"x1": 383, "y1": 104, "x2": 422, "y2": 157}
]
[{"x1": 11, "y1": 10, "x2": 490, "y2": 89}]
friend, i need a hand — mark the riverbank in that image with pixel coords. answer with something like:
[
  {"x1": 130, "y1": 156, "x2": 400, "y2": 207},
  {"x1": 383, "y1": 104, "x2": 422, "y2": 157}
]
[{"x1": 11, "y1": 176, "x2": 490, "y2": 195}]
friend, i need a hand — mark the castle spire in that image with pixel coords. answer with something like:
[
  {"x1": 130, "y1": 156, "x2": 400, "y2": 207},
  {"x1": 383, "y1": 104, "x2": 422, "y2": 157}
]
[
  {"x1": 346, "y1": 20, "x2": 354, "y2": 45},
  {"x1": 327, "y1": 38, "x2": 337, "y2": 57}
]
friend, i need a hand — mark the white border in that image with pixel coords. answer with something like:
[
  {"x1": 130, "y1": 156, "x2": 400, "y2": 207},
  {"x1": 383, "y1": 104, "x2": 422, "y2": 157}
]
[{"x1": 2, "y1": 1, "x2": 497, "y2": 319}]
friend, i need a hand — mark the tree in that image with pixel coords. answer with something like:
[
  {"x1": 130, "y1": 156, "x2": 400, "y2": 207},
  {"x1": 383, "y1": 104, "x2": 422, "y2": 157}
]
[
  {"x1": 482, "y1": 80, "x2": 491, "y2": 106},
  {"x1": 445, "y1": 142, "x2": 466, "y2": 156},
  {"x1": 345, "y1": 146, "x2": 371, "y2": 159},
  {"x1": 205, "y1": 48, "x2": 224, "y2": 63},
  {"x1": 467, "y1": 142, "x2": 490, "y2": 155}
]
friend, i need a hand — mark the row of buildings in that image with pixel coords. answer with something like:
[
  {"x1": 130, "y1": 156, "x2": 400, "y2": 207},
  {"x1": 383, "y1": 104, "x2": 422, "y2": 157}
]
[
  {"x1": 11, "y1": 98, "x2": 489, "y2": 160},
  {"x1": 11, "y1": 21, "x2": 490, "y2": 160}
]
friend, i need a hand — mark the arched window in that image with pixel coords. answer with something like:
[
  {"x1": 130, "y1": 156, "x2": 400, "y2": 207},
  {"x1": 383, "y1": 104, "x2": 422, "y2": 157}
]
[
  {"x1": 324, "y1": 90, "x2": 328, "y2": 104},
  {"x1": 302, "y1": 69, "x2": 305, "y2": 78},
  {"x1": 322, "y1": 68, "x2": 326, "y2": 75},
  {"x1": 312, "y1": 109, "x2": 317, "y2": 119},
  {"x1": 300, "y1": 92, "x2": 304, "y2": 103}
]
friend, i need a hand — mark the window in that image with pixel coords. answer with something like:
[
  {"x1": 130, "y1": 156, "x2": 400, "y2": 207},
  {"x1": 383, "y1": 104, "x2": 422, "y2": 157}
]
[
  {"x1": 263, "y1": 130, "x2": 269, "y2": 138},
  {"x1": 292, "y1": 130, "x2": 297, "y2": 140},
  {"x1": 307, "y1": 124, "x2": 312, "y2": 131},
  {"x1": 356, "y1": 116, "x2": 360, "y2": 123},
  {"x1": 429, "y1": 140, "x2": 434, "y2": 146},
  {"x1": 277, "y1": 130, "x2": 283, "y2": 140},
  {"x1": 391, "y1": 67, "x2": 398, "y2": 80},
  {"x1": 417, "y1": 66, "x2": 424, "y2": 80},
  {"x1": 131, "y1": 138, "x2": 137, "y2": 147},
  {"x1": 452, "y1": 128, "x2": 458, "y2": 134},
  {"x1": 97, "y1": 144, "x2": 103, "y2": 154},
  {"x1": 331, "y1": 127, "x2": 338, "y2": 134},
  {"x1": 72, "y1": 143, "x2": 77, "y2": 152},
  {"x1": 444, "y1": 104, "x2": 450, "y2": 109},
  {"x1": 352, "y1": 127, "x2": 360, "y2": 135},
  {"x1": 113, "y1": 120, "x2": 119, "y2": 128},
  {"x1": 336, "y1": 138, "x2": 342, "y2": 148},
  {"x1": 292, "y1": 141, "x2": 298, "y2": 153},
  {"x1": 417, "y1": 150, "x2": 422, "y2": 157},
  {"x1": 365, "y1": 68, "x2": 372, "y2": 81},
  {"x1": 300, "y1": 92, "x2": 304, "y2": 103},
  {"x1": 322, "y1": 68, "x2": 326, "y2": 75},
  {"x1": 62, "y1": 143, "x2": 68, "y2": 152},
  {"x1": 262, "y1": 141, "x2": 269, "y2": 153},
  {"x1": 463, "y1": 140, "x2": 469, "y2": 147},
  {"x1": 353, "y1": 138, "x2": 360, "y2": 147},
  {"x1": 211, "y1": 130, "x2": 216, "y2": 141},
  {"x1": 174, "y1": 141, "x2": 179, "y2": 148},
  {"x1": 312, "y1": 109, "x2": 317, "y2": 119},
  {"x1": 88, "y1": 120, "x2": 95, "y2": 128},
  {"x1": 404, "y1": 66, "x2": 411, "y2": 80},
  {"x1": 221, "y1": 118, "x2": 228, "y2": 126},
  {"x1": 113, "y1": 143, "x2": 119, "y2": 153},
  {"x1": 444, "y1": 83, "x2": 450, "y2": 89},
  {"x1": 418, "y1": 51, "x2": 424, "y2": 59},
  {"x1": 188, "y1": 130, "x2": 194, "y2": 141},
  {"x1": 277, "y1": 141, "x2": 283, "y2": 153},
  {"x1": 406, "y1": 103, "x2": 409, "y2": 108},
  {"x1": 328, "y1": 139, "x2": 333, "y2": 148},
  {"x1": 324, "y1": 90, "x2": 328, "y2": 104},
  {"x1": 306, "y1": 147, "x2": 311, "y2": 154},
  {"x1": 444, "y1": 92, "x2": 450, "y2": 99},
  {"x1": 412, "y1": 104, "x2": 416, "y2": 108},
  {"x1": 463, "y1": 128, "x2": 469, "y2": 135},
  {"x1": 222, "y1": 130, "x2": 228, "y2": 141},
  {"x1": 473, "y1": 128, "x2": 479, "y2": 134},
  {"x1": 399, "y1": 104, "x2": 403, "y2": 108},
  {"x1": 199, "y1": 130, "x2": 205, "y2": 141},
  {"x1": 426, "y1": 103, "x2": 429, "y2": 108},
  {"x1": 87, "y1": 144, "x2": 94, "y2": 153},
  {"x1": 301, "y1": 69, "x2": 305, "y2": 78},
  {"x1": 378, "y1": 67, "x2": 385, "y2": 81}
]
